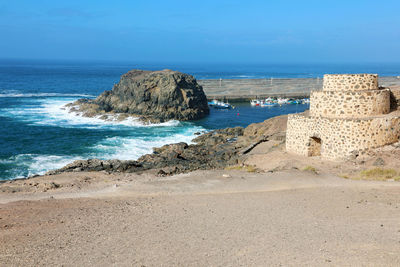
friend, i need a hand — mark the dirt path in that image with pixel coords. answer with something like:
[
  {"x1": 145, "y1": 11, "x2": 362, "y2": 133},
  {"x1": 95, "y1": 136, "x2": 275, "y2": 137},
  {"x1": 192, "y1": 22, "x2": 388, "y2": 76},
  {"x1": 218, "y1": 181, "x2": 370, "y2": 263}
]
[{"x1": 1, "y1": 170, "x2": 400, "y2": 266}]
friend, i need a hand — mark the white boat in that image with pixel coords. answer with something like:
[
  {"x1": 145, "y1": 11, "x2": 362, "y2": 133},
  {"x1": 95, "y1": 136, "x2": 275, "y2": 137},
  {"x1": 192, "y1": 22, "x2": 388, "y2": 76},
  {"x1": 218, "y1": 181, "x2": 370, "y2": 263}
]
[
  {"x1": 214, "y1": 101, "x2": 233, "y2": 109},
  {"x1": 208, "y1": 99, "x2": 219, "y2": 106},
  {"x1": 277, "y1": 98, "x2": 289, "y2": 105},
  {"x1": 260, "y1": 102, "x2": 278, "y2": 107},
  {"x1": 210, "y1": 99, "x2": 233, "y2": 109},
  {"x1": 250, "y1": 99, "x2": 261, "y2": 106}
]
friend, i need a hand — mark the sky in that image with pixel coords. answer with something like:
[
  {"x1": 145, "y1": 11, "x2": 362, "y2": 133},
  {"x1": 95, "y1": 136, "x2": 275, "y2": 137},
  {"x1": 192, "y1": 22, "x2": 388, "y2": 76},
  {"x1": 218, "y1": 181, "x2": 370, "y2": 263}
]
[{"x1": 0, "y1": 0, "x2": 399, "y2": 63}]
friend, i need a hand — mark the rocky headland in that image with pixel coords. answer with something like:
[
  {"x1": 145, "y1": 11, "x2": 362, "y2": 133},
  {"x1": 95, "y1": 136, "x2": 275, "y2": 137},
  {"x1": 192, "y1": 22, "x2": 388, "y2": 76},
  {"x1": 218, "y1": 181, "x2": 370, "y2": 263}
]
[{"x1": 67, "y1": 69, "x2": 209, "y2": 123}]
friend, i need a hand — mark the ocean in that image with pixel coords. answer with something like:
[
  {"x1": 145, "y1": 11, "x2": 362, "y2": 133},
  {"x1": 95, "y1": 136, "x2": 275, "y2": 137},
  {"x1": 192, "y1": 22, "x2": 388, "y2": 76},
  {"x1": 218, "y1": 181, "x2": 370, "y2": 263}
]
[{"x1": 1, "y1": 60, "x2": 399, "y2": 180}]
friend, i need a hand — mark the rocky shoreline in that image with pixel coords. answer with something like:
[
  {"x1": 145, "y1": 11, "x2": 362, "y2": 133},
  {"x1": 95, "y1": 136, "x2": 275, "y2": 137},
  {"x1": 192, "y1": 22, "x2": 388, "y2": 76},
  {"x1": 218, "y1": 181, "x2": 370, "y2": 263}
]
[
  {"x1": 47, "y1": 114, "x2": 289, "y2": 176},
  {"x1": 8, "y1": 72, "x2": 400, "y2": 181},
  {"x1": 49, "y1": 68, "x2": 292, "y2": 177}
]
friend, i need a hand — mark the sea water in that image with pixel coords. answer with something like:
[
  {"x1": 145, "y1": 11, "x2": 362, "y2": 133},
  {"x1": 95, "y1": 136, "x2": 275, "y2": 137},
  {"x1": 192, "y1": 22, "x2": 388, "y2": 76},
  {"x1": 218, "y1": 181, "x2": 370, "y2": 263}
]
[{"x1": 1, "y1": 60, "x2": 399, "y2": 180}]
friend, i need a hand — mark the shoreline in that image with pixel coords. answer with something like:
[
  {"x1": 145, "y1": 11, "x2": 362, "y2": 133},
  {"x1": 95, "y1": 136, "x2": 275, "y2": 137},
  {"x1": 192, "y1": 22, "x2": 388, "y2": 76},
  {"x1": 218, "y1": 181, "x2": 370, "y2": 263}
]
[
  {"x1": 1, "y1": 76, "x2": 400, "y2": 182},
  {"x1": 2, "y1": 109, "x2": 400, "y2": 265},
  {"x1": 3, "y1": 111, "x2": 400, "y2": 186}
]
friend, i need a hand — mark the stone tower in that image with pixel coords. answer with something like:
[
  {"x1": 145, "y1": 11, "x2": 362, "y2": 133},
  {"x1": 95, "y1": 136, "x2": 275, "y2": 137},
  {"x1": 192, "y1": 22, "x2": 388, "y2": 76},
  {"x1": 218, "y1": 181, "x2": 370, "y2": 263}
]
[{"x1": 286, "y1": 74, "x2": 400, "y2": 160}]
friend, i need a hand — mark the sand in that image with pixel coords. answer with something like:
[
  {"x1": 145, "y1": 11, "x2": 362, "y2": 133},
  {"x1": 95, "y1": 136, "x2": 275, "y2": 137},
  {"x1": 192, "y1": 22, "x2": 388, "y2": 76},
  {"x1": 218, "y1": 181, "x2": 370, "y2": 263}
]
[{"x1": 1, "y1": 168, "x2": 400, "y2": 266}]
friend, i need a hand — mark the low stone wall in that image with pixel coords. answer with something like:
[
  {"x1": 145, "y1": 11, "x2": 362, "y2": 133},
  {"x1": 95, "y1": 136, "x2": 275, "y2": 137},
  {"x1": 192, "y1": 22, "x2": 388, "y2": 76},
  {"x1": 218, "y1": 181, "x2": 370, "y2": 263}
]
[
  {"x1": 199, "y1": 78, "x2": 321, "y2": 99},
  {"x1": 310, "y1": 89, "x2": 390, "y2": 118},
  {"x1": 286, "y1": 114, "x2": 400, "y2": 160},
  {"x1": 389, "y1": 86, "x2": 400, "y2": 107},
  {"x1": 323, "y1": 74, "x2": 378, "y2": 91},
  {"x1": 196, "y1": 76, "x2": 400, "y2": 100}
]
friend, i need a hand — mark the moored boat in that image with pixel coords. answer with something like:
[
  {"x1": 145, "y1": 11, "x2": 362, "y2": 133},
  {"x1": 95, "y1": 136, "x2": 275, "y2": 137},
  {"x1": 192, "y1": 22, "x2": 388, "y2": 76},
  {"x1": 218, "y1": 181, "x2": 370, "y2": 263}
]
[
  {"x1": 250, "y1": 99, "x2": 261, "y2": 106},
  {"x1": 260, "y1": 101, "x2": 278, "y2": 107},
  {"x1": 209, "y1": 99, "x2": 234, "y2": 109},
  {"x1": 208, "y1": 99, "x2": 219, "y2": 106}
]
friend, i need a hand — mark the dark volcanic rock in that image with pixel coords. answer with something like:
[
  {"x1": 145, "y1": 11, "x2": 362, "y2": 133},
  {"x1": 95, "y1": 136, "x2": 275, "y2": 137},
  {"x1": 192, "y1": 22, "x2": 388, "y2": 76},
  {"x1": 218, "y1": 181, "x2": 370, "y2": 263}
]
[
  {"x1": 48, "y1": 127, "x2": 245, "y2": 176},
  {"x1": 48, "y1": 115, "x2": 290, "y2": 176},
  {"x1": 68, "y1": 69, "x2": 209, "y2": 122}
]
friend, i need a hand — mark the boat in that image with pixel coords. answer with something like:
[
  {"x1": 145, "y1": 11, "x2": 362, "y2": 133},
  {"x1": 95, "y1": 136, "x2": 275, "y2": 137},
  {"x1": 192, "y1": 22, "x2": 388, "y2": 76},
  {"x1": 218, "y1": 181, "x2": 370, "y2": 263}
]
[
  {"x1": 209, "y1": 99, "x2": 233, "y2": 109},
  {"x1": 214, "y1": 101, "x2": 233, "y2": 109},
  {"x1": 260, "y1": 101, "x2": 278, "y2": 107},
  {"x1": 277, "y1": 98, "x2": 289, "y2": 105},
  {"x1": 208, "y1": 99, "x2": 219, "y2": 107},
  {"x1": 250, "y1": 99, "x2": 261, "y2": 106},
  {"x1": 288, "y1": 99, "x2": 301, "y2": 104},
  {"x1": 250, "y1": 97, "x2": 309, "y2": 107}
]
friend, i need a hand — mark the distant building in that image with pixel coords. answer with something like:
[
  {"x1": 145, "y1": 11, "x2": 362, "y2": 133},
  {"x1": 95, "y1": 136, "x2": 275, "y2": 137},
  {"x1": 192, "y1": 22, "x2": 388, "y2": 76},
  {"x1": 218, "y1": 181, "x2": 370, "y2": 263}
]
[{"x1": 286, "y1": 74, "x2": 400, "y2": 160}]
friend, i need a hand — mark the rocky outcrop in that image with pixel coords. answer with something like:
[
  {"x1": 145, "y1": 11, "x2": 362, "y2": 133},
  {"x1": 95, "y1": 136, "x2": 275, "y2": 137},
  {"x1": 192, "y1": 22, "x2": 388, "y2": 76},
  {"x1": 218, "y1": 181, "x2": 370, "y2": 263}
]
[
  {"x1": 47, "y1": 115, "x2": 289, "y2": 176},
  {"x1": 67, "y1": 69, "x2": 209, "y2": 122}
]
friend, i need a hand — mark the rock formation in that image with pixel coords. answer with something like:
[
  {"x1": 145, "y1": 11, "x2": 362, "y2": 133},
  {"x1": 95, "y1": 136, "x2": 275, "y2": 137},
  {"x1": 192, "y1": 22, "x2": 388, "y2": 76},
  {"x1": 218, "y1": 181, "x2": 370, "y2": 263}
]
[
  {"x1": 68, "y1": 69, "x2": 210, "y2": 122},
  {"x1": 47, "y1": 115, "x2": 289, "y2": 176}
]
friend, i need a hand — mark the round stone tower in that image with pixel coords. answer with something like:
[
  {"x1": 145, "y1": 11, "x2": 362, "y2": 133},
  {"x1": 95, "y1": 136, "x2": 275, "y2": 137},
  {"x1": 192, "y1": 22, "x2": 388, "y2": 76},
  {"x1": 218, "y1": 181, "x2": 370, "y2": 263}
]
[
  {"x1": 310, "y1": 74, "x2": 390, "y2": 119},
  {"x1": 286, "y1": 74, "x2": 400, "y2": 160}
]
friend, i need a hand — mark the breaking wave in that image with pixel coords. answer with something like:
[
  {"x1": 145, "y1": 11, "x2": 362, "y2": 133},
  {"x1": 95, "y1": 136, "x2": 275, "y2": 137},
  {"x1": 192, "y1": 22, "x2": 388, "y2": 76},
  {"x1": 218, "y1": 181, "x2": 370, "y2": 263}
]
[
  {"x1": 0, "y1": 90, "x2": 95, "y2": 98},
  {"x1": 0, "y1": 95, "x2": 205, "y2": 180}
]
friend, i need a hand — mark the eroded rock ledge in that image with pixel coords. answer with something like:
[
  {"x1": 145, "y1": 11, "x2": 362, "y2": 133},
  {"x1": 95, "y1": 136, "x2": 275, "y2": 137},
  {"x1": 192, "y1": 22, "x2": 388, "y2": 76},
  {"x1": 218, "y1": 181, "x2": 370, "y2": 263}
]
[
  {"x1": 67, "y1": 69, "x2": 210, "y2": 123},
  {"x1": 48, "y1": 115, "x2": 289, "y2": 176}
]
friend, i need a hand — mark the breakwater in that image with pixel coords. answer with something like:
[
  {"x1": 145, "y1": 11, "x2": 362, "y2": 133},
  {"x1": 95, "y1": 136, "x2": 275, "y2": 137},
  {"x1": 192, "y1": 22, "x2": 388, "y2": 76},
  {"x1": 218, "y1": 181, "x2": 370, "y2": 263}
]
[{"x1": 199, "y1": 76, "x2": 400, "y2": 102}]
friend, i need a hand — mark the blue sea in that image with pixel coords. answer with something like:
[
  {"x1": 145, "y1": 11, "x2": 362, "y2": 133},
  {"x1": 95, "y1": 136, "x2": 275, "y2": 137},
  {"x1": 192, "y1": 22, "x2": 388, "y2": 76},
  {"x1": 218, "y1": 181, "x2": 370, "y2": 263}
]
[{"x1": 1, "y1": 60, "x2": 399, "y2": 180}]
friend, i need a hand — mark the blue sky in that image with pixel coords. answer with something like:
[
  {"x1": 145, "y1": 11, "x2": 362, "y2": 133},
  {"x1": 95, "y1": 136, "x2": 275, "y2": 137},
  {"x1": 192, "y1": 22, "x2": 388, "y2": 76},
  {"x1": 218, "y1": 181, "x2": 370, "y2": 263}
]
[{"x1": 0, "y1": 0, "x2": 399, "y2": 63}]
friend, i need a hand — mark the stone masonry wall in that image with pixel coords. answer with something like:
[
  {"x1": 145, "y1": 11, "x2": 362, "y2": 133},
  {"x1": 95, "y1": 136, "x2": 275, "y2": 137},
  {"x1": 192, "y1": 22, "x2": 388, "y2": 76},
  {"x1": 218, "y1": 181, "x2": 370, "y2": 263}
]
[
  {"x1": 310, "y1": 89, "x2": 390, "y2": 118},
  {"x1": 286, "y1": 114, "x2": 400, "y2": 160},
  {"x1": 286, "y1": 73, "x2": 400, "y2": 160},
  {"x1": 323, "y1": 74, "x2": 378, "y2": 91},
  {"x1": 390, "y1": 87, "x2": 400, "y2": 108}
]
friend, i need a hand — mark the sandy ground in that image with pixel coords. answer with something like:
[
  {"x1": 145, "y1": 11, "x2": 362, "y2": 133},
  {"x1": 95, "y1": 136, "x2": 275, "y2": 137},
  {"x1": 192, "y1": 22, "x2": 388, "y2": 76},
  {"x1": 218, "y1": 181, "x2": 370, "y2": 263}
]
[
  {"x1": 1, "y1": 167, "x2": 400, "y2": 266},
  {"x1": 243, "y1": 135, "x2": 400, "y2": 182}
]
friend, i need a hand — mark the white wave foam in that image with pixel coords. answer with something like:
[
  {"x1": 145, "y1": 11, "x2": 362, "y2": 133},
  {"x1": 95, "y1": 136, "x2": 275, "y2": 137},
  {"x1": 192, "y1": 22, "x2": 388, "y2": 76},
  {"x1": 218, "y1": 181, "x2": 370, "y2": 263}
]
[
  {"x1": 62, "y1": 104, "x2": 181, "y2": 127},
  {"x1": 0, "y1": 96, "x2": 206, "y2": 179},
  {"x1": 0, "y1": 92, "x2": 95, "y2": 98},
  {"x1": 1, "y1": 97, "x2": 181, "y2": 128},
  {"x1": 26, "y1": 155, "x2": 82, "y2": 176},
  {"x1": 232, "y1": 75, "x2": 261, "y2": 79},
  {"x1": 93, "y1": 129, "x2": 202, "y2": 160},
  {"x1": 1, "y1": 154, "x2": 83, "y2": 179},
  {"x1": 1, "y1": 126, "x2": 204, "y2": 179}
]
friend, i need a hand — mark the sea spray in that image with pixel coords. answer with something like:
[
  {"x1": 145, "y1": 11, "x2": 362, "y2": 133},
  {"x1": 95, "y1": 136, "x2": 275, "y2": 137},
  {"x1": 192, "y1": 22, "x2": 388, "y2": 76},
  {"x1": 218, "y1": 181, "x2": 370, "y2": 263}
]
[{"x1": 0, "y1": 96, "x2": 205, "y2": 180}]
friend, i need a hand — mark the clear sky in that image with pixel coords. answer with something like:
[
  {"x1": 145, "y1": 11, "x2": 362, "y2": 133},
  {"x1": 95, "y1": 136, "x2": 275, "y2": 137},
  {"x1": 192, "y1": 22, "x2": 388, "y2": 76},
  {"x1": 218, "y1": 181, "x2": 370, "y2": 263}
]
[{"x1": 0, "y1": 0, "x2": 399, "y2": 63}]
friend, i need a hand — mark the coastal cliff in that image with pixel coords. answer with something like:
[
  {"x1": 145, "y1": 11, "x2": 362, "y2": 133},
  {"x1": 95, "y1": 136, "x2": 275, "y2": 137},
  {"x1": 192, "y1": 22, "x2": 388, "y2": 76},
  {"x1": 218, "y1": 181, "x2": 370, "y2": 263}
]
[{"x1": 67, "y1": 69, "x2": 209, "y2": 122}]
